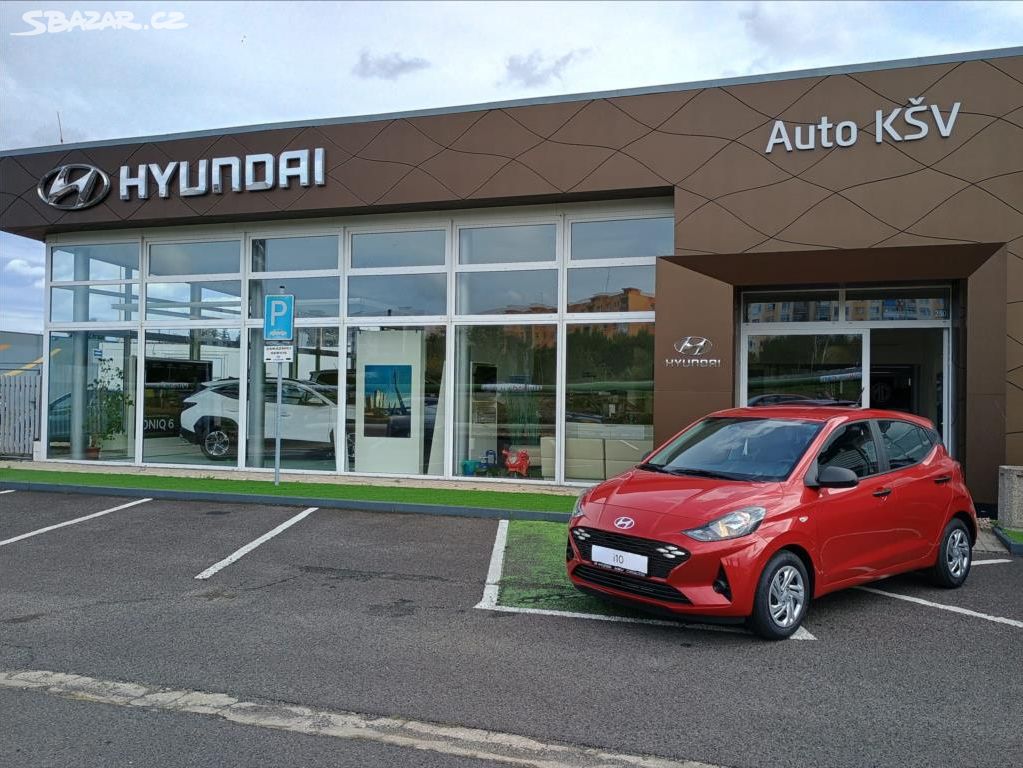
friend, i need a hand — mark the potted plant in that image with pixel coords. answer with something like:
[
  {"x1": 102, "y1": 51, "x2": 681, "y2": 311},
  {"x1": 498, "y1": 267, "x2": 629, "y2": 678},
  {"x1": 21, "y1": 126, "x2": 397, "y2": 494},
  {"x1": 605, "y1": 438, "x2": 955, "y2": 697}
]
[{"x1": 85, "y1": 357, "x2": 133, "y2": 459}]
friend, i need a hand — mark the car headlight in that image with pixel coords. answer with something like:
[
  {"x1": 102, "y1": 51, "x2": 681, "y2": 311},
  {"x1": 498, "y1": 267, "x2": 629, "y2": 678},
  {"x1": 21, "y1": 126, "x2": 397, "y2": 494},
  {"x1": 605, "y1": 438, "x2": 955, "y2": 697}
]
[
  {"x1": 683, "y1": 506, "x2": 766, "y2": 541},
  {"x1": 571, "y1": 494, "x2": 586, "y2": 518}
]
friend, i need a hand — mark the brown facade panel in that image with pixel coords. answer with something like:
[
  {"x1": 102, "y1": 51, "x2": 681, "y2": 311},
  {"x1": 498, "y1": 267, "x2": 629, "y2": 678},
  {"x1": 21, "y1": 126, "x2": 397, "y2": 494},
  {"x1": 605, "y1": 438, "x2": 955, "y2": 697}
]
[
  {"x1": 653, "y1": 260, "x2": 734, "y2": 445},
  {"x1": 965, "y1": 249, "x2": 1008, "y2": 500}
]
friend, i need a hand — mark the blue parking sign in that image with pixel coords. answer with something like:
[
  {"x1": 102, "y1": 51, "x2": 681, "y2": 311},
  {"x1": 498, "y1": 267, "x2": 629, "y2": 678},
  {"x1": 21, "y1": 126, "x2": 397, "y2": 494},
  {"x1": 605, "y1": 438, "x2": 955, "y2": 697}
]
[{"x1": 263, "y1": 294, "x2": 294, "y2": 341}]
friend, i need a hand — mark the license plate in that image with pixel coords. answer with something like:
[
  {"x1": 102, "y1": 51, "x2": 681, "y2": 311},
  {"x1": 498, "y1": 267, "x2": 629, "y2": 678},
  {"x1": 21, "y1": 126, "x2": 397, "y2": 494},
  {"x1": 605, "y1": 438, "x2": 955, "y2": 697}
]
[{"x1": 591, "y1": 545, "x2": 648, "y2": 576}]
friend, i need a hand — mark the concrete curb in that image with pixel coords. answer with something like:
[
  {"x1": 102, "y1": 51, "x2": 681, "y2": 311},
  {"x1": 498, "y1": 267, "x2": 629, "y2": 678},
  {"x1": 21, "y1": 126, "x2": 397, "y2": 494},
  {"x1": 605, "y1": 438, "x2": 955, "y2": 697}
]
[
  {"x1": 0, "y1": 481, "x2": 571, "y2": 523},
  {"x1": 992, "y1": 527, "x2": 1023, "y2": 556}
]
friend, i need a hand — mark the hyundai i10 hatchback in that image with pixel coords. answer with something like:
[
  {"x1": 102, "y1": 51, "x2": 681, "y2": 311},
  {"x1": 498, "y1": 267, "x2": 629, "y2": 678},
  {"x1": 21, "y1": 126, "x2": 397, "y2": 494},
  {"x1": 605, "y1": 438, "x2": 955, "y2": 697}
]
[{"x1": 566, "y1": 407, "x2": 977, "y2": 640}]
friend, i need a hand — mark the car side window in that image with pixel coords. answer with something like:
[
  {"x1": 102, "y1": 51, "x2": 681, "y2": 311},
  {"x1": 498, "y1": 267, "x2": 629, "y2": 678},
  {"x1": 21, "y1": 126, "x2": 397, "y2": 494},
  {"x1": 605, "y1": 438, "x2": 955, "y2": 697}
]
[
  {"x1": 818, "y1": 423, "x2": 879, "y2": 478},
  {"x1": 878, "y1": 420, "x2": 933, "y2": 469},
  {"x1": 214, "y1": 382, "x2": 239, "y2": 400},
  {"x1": 281, "y1": 384, "x2": 305, "y2": 405}
]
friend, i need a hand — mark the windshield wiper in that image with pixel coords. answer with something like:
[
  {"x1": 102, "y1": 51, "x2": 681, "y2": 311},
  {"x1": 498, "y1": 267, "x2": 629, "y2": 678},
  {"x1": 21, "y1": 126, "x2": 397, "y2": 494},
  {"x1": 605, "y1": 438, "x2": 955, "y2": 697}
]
[
  {"x1": 666, "y1": 467, "x2": 749, "y2": 481},
  {"x1": 636, "y1": 462, "x2": 670, "y2": 474}
]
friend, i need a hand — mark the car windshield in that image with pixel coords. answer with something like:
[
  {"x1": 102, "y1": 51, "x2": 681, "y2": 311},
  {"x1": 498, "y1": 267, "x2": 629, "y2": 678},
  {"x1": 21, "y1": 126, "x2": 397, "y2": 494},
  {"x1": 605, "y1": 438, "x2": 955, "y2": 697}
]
[{"x1": 642, "y1": 417, "x2": 823, "y2": 482}]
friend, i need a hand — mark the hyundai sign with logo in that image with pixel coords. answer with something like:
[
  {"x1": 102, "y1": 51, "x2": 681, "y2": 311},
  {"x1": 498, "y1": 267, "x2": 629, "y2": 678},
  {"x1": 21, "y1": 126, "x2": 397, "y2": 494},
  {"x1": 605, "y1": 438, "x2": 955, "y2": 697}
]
[
  {"x1": 35, "y1": 148, "x2": 326, "y2": 211},
  {"x1": 665, "y1": 335, "x2": 722, "y2": 369},
  {"x1": 674, "y1": 336, "x2": 713, "y2": 356},
  {"x1": 36, "y1": 164, "x2": 111, "y2": 210}
]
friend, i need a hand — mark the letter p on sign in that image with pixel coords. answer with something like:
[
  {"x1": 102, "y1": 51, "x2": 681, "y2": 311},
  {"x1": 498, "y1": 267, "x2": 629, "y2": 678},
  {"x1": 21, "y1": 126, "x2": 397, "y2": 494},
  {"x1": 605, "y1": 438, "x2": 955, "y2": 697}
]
[{"x1": 263, "y1": 294, "x2": 294, "y2": 341}]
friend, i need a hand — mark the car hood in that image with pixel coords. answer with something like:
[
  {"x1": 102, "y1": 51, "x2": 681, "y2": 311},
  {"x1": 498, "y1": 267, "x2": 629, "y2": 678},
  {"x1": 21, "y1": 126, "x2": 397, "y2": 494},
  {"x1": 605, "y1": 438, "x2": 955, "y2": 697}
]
[{"x1": 583, "y1": 468, "x2": 787, "y2": 531}]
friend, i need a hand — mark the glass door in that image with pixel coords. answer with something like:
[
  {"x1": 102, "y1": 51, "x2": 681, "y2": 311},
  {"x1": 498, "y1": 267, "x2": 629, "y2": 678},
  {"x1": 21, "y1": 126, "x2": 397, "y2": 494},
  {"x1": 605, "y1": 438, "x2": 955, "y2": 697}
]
[
  {"x1": 743, "y1": 331, "x2": 866, "y2": 407},
  {"x1": 740, "y1": 326, "x2": 951, "y2": 447},
  {"x1": 869, "y1": 327, "x2": 948, "y2": 443}
]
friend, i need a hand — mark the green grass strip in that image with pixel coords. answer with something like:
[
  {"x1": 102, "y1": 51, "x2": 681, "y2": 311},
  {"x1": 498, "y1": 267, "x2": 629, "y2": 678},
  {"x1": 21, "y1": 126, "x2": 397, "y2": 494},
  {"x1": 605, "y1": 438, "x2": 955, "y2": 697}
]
[
  {"x1": 996, "y1": 525, "x2": 1023, "y2": 544},
  {"x1": 497, "y1": 520, "x2": 651, "y2": 618},
  {"x1": 0, "y1": 467, "x2": 575, "y2": 514}
]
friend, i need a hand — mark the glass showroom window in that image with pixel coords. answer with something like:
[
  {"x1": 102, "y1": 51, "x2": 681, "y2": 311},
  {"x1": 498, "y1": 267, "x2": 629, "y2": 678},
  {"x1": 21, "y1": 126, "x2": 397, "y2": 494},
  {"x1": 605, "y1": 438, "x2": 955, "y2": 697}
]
[
  {"x1": 565, "y1": 323, "x2": 654, "y2": 482},
  {"x1": 346, "y1": 326, "x2": 447, "y2": 475},
  {"x1": 141, "y1": 328, "x2": 242, "y2": 465},
  {"x1": 566, "y1": 217, "x2": 668, "y2": 315},
  {"x1": 744, "y1": 290, "x2": 841, "y2": 323},
  {"x1": 250, "y1": 236, "x2": 341, "y2": 320},
  {"x1": 844, "y1": 287, "x2": 951, "y2": 322},
  {"x1": 50, "y1": 243, "x2": 140, "y2": 323},
  {"x1": 245, "y1": 327, "x2": 340, "y2": 472},
  {"x1": 145, "y1": 241, "x2": 243, "y2": 322},
  {"x1": 47, "y1": 330, "x2": 138, "y2": 462},
  {"x1": 149, "y1": 240, "x2": 240, "y2": 276},
  {"x1": 252, "y1": 235, "x2": 339, "y2": 272},
  {"x1": 454, "y1": 324, "x2": 556, "y2": 481},
  {"x1": 348, "y1": 230, "x2": 447, "y2": 318},
  {"x1": 456, "y1": 224, "x2": 557, "y2": 315}
]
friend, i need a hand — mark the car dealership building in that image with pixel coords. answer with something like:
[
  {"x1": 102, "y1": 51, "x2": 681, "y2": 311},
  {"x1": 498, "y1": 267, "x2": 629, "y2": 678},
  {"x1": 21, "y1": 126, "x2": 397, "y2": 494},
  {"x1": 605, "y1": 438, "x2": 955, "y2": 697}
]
[{"x1": 1, "y1": 47, "x2": 1021, "y2": 504}]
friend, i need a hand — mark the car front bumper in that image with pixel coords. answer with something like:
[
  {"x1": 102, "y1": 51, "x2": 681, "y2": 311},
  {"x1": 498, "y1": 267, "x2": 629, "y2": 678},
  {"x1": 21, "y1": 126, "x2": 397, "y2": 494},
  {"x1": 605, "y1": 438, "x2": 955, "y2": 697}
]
[{"x1": 566, "y1": 524, "x2": 767, "y2": 618}]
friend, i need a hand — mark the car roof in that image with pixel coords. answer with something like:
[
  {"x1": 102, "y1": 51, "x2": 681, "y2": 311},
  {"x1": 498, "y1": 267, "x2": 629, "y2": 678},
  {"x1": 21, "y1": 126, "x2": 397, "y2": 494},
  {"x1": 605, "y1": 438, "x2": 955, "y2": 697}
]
[{"x1": 708, "y1": 406, "x2": 936, "y2": 429}]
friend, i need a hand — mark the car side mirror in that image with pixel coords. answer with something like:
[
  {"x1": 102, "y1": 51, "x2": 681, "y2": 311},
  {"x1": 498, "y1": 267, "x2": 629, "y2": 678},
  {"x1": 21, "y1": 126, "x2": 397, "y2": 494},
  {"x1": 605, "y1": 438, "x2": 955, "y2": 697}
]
[{"x1": 814, "y1": 465, "x2": 859, "y2": 489}]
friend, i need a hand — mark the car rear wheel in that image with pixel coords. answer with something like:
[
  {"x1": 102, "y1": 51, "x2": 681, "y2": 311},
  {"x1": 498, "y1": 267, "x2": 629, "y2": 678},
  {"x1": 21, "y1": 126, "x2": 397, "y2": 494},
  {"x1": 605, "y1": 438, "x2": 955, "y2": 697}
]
[
  {"x1": 749, "y1": 551, "x2": 809, "y2": 641},
  {"x1": 200, "y1": 424, "x2": 234, "y2": 460},
  {"x1": 930, "y1": 518, "x2": 972, "y2": 588}
]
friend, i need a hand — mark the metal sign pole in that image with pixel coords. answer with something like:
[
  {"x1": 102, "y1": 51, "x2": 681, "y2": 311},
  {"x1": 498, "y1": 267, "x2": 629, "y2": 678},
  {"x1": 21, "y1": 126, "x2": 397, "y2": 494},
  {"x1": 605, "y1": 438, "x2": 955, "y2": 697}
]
[
  {"x1": 263, "y1": 289, "x2": 293, "y2": 488},
  {"x1": 275, "y1": 360, "x2": 283, "y2": 486}
]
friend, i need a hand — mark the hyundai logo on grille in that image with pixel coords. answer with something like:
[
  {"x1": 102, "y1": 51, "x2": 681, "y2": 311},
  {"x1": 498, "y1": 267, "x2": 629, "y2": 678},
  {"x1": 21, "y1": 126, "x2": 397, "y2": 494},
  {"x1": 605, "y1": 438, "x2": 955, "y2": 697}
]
[
  {"x1": 37, "y1": 164, "x2": 111, "y2": 211},
  {"x1": 613, "y1": 516, "x2": 635, "y2": 530},
  {"x1": 673, "y1": 336, "x2": 713, "y2": 356}
]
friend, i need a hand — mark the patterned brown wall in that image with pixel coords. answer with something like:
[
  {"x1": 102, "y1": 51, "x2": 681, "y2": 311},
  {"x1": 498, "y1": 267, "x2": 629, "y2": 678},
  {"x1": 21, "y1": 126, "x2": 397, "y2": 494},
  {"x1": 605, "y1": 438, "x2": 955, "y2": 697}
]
[{"x1": 2, "y1": 52, "x2": 1021, "y2": 497}]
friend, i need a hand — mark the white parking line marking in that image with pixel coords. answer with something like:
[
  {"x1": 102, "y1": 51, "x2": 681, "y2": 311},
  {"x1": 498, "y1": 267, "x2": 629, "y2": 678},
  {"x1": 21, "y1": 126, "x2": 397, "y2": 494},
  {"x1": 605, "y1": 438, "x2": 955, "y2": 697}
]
[
  {"x1": 972, "y1": 559, "x2": 1013, "y2": 566},
  {"x1": 474, "y1": 519, "x2": 816, "y2": 640},
  {"x1": 475, "y1": 519, "x2": 508, "y2": 610},
  {"x1": 0, "y1": 498, "x2": 152, "y2": 547},
  {"x1": 194, "y1": 507, "x2": 317, "y2": 580},
  {"x1": 0, "y1": 668, "x2": 726, "y2": 768},
  {"x1": 0, "y1": 489, "x2": 16, "y2": 495},
  {"x1": 857, "y1": 587, "x2": 1023, "y2": 629}
]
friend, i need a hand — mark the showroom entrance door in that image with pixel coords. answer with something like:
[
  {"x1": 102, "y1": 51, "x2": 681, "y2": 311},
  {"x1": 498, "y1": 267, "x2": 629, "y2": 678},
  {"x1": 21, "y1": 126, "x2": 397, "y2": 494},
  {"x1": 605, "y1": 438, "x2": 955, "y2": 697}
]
[{"x1": 740, "y1": 288, "x2": 952, "y2": 446}]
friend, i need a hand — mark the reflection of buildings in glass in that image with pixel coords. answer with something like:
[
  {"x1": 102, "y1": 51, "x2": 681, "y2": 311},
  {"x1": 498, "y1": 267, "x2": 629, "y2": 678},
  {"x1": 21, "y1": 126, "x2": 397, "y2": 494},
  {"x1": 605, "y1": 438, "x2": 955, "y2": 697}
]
[
  {"x1": 568, "y1": 286, "x2": 654, "y2": 314},
  {"x1": 501, "y1": 324, "x2": 557, "y2": 349},
  {"x1": 748, "y1": 300, "x2": 836, "y2": 323}
]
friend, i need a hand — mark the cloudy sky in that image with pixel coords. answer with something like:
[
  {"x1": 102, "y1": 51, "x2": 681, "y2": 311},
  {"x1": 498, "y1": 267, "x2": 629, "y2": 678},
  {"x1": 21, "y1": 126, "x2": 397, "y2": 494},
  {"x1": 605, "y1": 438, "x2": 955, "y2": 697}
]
[{"x1": 1, "y1": 0, "x2": 1022, "y2": 332}]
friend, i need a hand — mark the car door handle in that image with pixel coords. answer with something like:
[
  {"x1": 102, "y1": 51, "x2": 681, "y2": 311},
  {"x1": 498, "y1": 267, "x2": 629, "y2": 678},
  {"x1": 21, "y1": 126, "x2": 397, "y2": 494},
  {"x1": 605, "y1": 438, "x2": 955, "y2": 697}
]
[
  {"x1": 872, "y1": 488, "x2": 893, "y2": 498},
  {"x1": 933, "y1": 475, "x2": 952, "y2": 485}
]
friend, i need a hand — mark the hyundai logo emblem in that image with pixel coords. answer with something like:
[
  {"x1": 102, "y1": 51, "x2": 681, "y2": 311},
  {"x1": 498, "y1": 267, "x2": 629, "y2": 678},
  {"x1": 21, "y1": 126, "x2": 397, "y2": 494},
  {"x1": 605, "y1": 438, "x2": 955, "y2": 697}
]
[
  {"x1": 613, "y1": 516, "x2": 635, "y2": 530},
  {"x1": 673, "y1": 336, "x2": 713, "y2": 356},
  {"x1": 37, "y1": 164, "x2": 111, "y2": 211}
]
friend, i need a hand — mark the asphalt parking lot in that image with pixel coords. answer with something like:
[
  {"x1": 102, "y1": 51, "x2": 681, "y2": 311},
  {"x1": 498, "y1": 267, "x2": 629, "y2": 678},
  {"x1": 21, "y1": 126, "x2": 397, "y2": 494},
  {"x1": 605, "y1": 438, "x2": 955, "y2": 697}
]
[{"x1": 1, "y1": 489, "x2": 1021, "y2": 768}]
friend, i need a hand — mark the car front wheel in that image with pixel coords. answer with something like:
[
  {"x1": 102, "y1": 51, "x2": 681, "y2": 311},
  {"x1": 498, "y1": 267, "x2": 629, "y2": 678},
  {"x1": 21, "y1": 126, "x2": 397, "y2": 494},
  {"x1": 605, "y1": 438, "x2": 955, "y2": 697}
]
[
  {"x1": 930, "y1": 518, "x2": 972, "y2": 588},
  {"x1": 749, "y1": 551, "x2": 810, "y2": 641}
]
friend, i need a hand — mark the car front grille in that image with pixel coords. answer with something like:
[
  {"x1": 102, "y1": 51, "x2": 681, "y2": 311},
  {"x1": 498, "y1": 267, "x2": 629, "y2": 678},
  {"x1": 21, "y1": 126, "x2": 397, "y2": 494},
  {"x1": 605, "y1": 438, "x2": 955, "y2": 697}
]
[
  {"x1": 572, "y1": 564, "x2": 691, "y2": 604},
  {"x1": 570, "y1": 527, "x2": 690, "y2": 578}
]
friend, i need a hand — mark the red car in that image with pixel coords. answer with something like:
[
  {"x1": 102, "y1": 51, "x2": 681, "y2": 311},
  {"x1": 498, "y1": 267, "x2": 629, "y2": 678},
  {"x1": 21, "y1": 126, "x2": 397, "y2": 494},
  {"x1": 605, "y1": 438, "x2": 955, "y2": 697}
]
[{"x1": 567, "y1": 407, "x2": 976, "y2": 639}]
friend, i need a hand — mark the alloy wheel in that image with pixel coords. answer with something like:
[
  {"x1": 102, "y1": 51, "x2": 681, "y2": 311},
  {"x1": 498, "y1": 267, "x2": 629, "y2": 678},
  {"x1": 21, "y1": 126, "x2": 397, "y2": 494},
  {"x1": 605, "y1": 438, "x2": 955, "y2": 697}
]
[
  {"x1": 204, "y1": 430, "x2": 230, "y2": 458},
  {"x1": 946, "y1": 528, "x2": 970, "y2": 579},
  {"x1": 768, "y1": 564, "x2": 805, "y2": 628}
]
